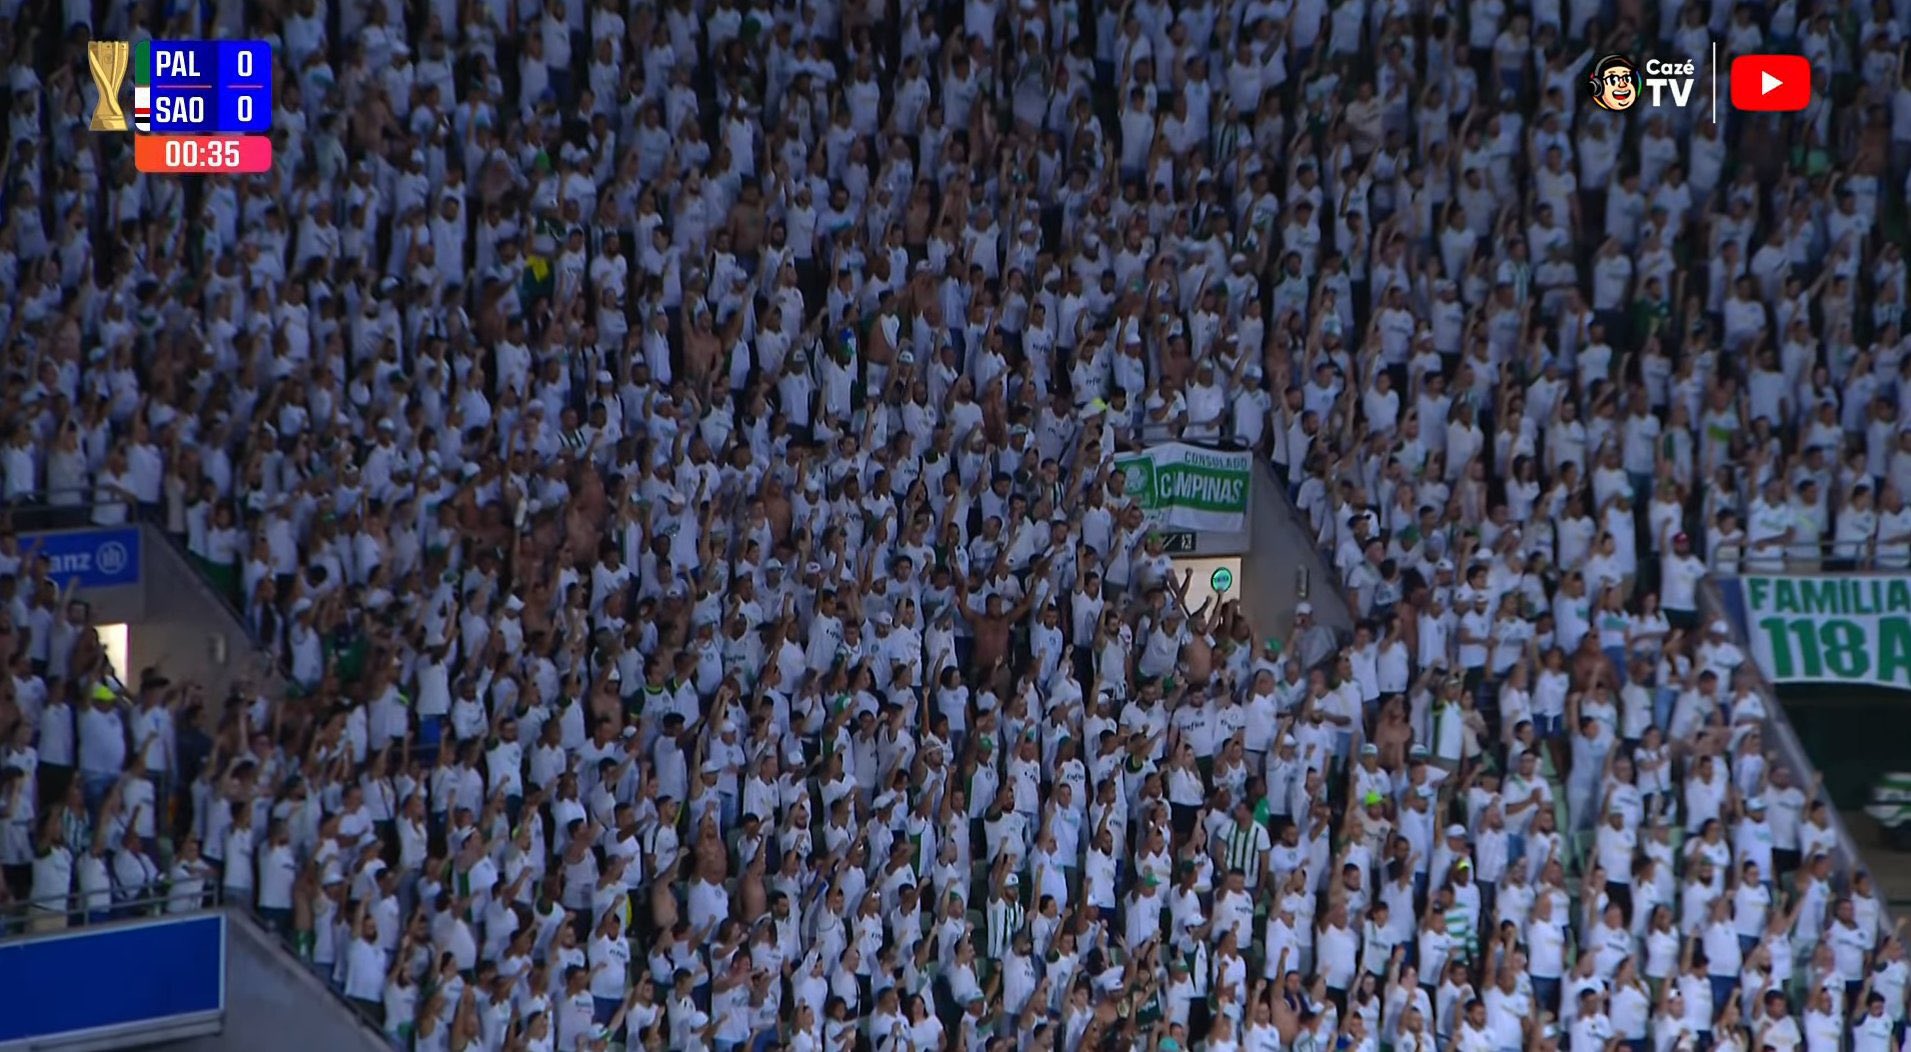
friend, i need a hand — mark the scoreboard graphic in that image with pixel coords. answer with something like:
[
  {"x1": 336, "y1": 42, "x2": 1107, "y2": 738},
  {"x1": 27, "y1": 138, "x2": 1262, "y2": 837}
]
[{"x1": 88, "y1": 39, "x2": 275, "y2": 175}]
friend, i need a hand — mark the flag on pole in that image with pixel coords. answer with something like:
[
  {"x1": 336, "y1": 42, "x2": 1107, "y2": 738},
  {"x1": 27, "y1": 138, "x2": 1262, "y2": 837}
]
[{"x1": 132, "y1": 40, "x2": 151, "y2": 132}]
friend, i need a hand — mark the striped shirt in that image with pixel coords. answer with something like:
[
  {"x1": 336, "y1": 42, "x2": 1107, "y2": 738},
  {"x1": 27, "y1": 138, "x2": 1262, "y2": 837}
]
[
  {"x1": 985, "y1": 892, "x2": 1026, "y2": 960},
  {"x1": 1444, "y1": 905, "x2": 1476, "y2": 960},
  {"x1": 1221, "y1": 818, "x2": 1272, "y2": 887}
]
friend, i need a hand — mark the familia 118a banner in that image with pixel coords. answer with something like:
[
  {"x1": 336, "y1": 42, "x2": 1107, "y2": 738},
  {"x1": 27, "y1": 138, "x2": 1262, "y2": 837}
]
[{"x1": 1740, "y1": 574, "x2": 1911, "y2": 689}]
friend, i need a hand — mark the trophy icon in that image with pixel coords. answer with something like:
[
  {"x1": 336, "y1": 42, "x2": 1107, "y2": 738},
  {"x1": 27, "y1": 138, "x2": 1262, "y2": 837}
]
[{"x1": 88, "y1": 41, "x2": 130, "y2": 132}]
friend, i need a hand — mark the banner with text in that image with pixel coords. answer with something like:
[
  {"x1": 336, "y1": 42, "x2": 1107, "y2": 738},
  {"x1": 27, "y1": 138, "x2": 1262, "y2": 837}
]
[
  {"x1": 21, "y1": 526, "x2": 142, "y2": 588},
  {"x1": 1740, "y1": 575, "x2": 1911, "y2": 690},
  {"x1": 1114, "y1": 443, "x2": 1252, "y2": 534}
]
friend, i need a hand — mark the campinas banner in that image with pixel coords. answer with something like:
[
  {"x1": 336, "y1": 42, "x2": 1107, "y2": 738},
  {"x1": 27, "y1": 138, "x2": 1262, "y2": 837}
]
[
  {"x1": 1740, "y1": 575, "x2": 1911, "y2": 688},
  {"x1": 1113, "y1": 443, "x2": 1253, "y2": 534}
]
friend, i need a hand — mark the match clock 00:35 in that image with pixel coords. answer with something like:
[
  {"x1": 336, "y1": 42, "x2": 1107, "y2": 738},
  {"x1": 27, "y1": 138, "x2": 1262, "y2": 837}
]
[{"x1": 134, "y1": 134, "x2": 273, "y2": 174}]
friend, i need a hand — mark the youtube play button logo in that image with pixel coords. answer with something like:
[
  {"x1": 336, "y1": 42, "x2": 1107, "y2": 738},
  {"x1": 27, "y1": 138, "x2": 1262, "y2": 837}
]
[{"x1": 1730, "y1": 54, "x2": 1812, "y2": 111}]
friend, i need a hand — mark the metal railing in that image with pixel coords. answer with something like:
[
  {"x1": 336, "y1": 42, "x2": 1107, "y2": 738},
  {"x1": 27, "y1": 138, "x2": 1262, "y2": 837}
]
[
  {"x1": 3, "y1": 490, "x2": 139, "y2": 533},
  {"x1": 0, "y1": 883, "x2": 226, "y2": 939},
  {"x1": 1, "y1": 883, "x2": 396, "y2": 1046},
  {"x1": 1709, "y1": 542, "x2": 1911, "y2": 573}
]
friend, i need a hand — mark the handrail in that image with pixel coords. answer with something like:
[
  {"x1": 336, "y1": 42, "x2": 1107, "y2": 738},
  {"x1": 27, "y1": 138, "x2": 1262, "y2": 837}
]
[
  {"x1": 1698, "y1": 574, "x2": 1885, "y2": 919},
  {"x1": 1709, "y1": 547, "x2": 1911, "y2": 573},
  {"x1": 0, "y1": 883, "x2": 226, "y2": 938},
  {"x1": 5, "y1": 493, "x2": 140, "y2": 533},
  {"x1": 4, "y1": 484, "x2": 120, "y2": 505}
]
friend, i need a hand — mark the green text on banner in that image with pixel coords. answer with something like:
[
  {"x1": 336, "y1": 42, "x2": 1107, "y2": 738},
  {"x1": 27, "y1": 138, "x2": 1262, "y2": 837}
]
[
  {"x1": 1740, "y1": 575, "x2": 1911, "y2": 689},
  {"x1": 1113, "y1": 443, "x2": 1252, "y2": 534}
]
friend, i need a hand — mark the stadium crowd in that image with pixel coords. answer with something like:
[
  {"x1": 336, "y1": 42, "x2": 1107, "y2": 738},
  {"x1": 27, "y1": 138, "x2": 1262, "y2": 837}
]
[{"x1": 2, "y1": 0, "x2": 1911, "y2": 1049}]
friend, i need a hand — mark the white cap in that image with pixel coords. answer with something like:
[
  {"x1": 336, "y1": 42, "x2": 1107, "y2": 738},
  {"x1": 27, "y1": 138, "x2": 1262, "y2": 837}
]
[
  {"x1": 1295, "y1": 602, "x2": 1314, "y2": 615},
  {"x1": 1445, "y1": 824, "x2": 1467, "y2": 838}
]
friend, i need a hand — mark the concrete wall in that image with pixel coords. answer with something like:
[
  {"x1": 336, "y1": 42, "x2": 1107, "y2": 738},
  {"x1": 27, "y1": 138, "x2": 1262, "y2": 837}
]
[
  {"x1": 121, "y1": 526, "x2": 275, "y2": 703},
  {"x1": 1240, "y1": 458, "x2": 1355, "y2": 649},
  {"x1": 72, "y1": 581, "x2": 145, "y2": 625},
  {"x1": 161, "y1": 910, "x2": 387, "y2": 1052}
]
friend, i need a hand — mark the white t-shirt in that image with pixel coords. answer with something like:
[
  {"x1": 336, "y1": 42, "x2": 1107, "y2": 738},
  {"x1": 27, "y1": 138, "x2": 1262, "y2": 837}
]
[
  {"x1": 1855, "y1": 1010, "x2": 1895, "y2": 1052},
  {"x1": 1527, "y1": 915, "x2": 1567, "y2": 979},
  {"x1": 1661, "y1": 553, "x2": 1706, "y2": 612},
  {"x1": 344, "y1": 937, "x2": 387, "y2": 1001},
  {"x1": 258, "y1": 842, "x2": 299, "y2": 910},
  {"x1": 589, "y1": 933, "x2": 630, "y2": 1000},
  {"x1": 1611, "y1": 983, "x2": 1650, "y2": 1039}
]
